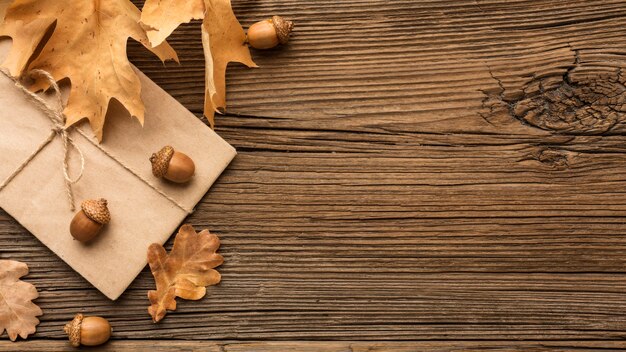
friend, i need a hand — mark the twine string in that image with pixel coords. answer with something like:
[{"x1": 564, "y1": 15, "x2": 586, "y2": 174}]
[
  {"x1": 0, "y1": 68, "x2": 194, "y2": 214},
  {"x1": 0, "y1": 69, "x2": 84, "y2": 211}
]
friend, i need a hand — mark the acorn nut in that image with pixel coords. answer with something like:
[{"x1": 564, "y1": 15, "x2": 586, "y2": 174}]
[
  {"x1": 64, "y1": 313, "x2": 112, "y2": 347},
  {"x1": 150, "y1": 145, "x2": 195, "y2": 183},
  {"x1": 247, "y1": 15, "x2": 294, "y2": 49},
  {"x1": 70, "y1": 199, "x2": 110, "y2": 242}
]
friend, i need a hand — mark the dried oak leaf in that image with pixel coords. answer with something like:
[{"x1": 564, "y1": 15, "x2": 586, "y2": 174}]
[
  {"x1": 148, "y1": 224, "x2": 224, "y2": 323},
  {"x1": 0, "y1": 260, "x2": 42, "y2": 341},
  {"x1": 140, "y1": 0, "x2": 257, "y2": 127},
  {"x1": 0, "y1": 0, "x2": 179, "y2": 141}
]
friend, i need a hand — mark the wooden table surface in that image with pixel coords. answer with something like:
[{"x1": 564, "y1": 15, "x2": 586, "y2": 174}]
[{"x1": 2, "y1": 0, "x2": 626, "y2": 350}]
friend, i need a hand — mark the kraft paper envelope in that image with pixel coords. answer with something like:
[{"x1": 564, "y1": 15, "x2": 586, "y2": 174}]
[{"x1": 0, "y1": 39, "x2": 236, "y2": 300}]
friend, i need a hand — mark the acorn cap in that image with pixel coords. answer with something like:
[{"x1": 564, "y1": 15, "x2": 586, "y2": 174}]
[
  {"x1": 150, "y1": 145, "x2": 175, "y2": 178},
  {"x1": 271, "y1": 16, "x2": 294, "y2": 44},
  {"x1": 64, "y1": 313, "x2": 84, "y2": 347},
  {"x1": 81, "y1": 199, "x2": 110, "y2": 225}
]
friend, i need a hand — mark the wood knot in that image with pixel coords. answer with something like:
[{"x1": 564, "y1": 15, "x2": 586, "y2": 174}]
[
  {"x1": 511, "y1": 68, "x2": 626, "y2": 134},
  {"x1": 518, "y1": 148, "x2": 574, "y2": 170},
  {"x1": 536, "y1": 149, "x2": 570, "y2": 169}
]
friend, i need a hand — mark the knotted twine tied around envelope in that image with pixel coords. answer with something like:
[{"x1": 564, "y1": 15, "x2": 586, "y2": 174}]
[
  {"x1": 0, "y1": 69, "x2": 85, "y2": 211},
  {"x1": 0, "y1": 49, "x2": 237, "y2": 299},
  {"x1": 0, "y1": 68, "x2": 194, "y2": 214}
]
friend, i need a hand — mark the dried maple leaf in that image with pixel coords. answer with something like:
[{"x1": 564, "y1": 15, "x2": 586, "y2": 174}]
[
  {"x1": 147, "y1": 224, "x2": 223, "y2": 323},
  {"x1": 140, "y1": 0, "x2": 257, "y2": 127},
  {"x1": 0, "y1": 260, "x2": 42, "y2": 341},
  {"x1": 0, "y1": 0, "x2": 179, "y2": 141}
]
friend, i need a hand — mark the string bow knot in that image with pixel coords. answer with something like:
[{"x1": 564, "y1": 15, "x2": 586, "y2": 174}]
[
  {"x1": 0, "y1": 68, "x2": 194, "y2": 214},
  {"x1": 0, "y1": 69, "x2": 84, "y2": 211}
]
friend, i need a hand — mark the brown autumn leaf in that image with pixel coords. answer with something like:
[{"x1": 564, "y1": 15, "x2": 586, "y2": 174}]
[
  {"x1": 0, "y1": 0, "x2": 179, "y2": 141},
  {"x1": 147, "y1": 224, "x2": 224, "y2": 323},
  {"x1": 0, "y1": 260, "x2": 42, "y2": 341},
  {"x1": 140, "y1": 0, "x2": 257, "y2": 127}
]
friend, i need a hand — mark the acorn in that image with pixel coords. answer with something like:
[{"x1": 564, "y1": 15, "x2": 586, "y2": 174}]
[
  {"x1": 150, "y1": 145, "x2": 195, "y2": 183},
  {"x1": 247, "y1": 15, "x2": 294, "y2": 49},
  {"x1": 69, "y1": 199, "x2": 110, "y2": 242},
  {"x1": 64, "y1": 313, "x2": 112, "y2": 347}
]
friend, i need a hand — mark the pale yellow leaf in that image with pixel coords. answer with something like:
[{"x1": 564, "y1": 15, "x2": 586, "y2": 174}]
[
  {"x1": 140, "y1": 0, "x2": 205, "y2": 47},
  {"x1": 0, "y1": 260, "x2": 42, "y2": 341},
  {"x1": 202, "y1": 0, "x2": 257, "y2": 127}
]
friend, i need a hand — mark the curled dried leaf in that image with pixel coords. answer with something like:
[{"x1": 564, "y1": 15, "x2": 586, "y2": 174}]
[
  {"x1": 0, "y1": 260, "x2": 42, "y2": 341},
  {"x1": 140, "y1": 0, "x2": 256, "y2": 127},
  {"x1": 147, "y1": 224, "x2": 223, "y2": 323}
]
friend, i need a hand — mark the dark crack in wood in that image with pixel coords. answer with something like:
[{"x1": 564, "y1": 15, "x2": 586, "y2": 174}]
[{"x1": 484, "y1": 48, "x2": 626, "y2": 135}]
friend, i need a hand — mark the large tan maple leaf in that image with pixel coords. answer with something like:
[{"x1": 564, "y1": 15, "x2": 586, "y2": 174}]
[
  {"x1": 147, "y1": 224, "x2": 223, "y2": 323},
  {"x1": 0, "y1": 0, "x2": 179, "y2": 141},
  {"x1": 0, "y1": 260, "x2": 42, "y2": 341},
  {"x1": 140, "y1": 0, "x2": 257, "y2": 127}
]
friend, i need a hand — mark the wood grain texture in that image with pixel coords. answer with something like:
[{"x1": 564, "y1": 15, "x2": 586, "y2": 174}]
[
  {"x1": 4, "y1": 340, "x2": 626, "y2": 352},
  {"x1": 2, "y1": 0, "x2": 626, "y2": 350}
]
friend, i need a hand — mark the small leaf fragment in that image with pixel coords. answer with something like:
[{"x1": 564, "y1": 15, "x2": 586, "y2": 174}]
[{"x1": 140, "y1": 0, "x2": 205, "y2": 48}]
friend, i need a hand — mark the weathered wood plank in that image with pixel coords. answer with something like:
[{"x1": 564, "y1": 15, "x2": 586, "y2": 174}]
[
  {"x1": 2, "y1": 0, "x2": 626, "y2": 346},
  {"x1": 4, "y1": 141, "x2": 626, "y2": 340},
  {"x1": 130, "y1": 0, "x2": 626, "y2": 135},
  {"x1": 4, "y1": 340, "x2": 626, "y2": 352}
]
